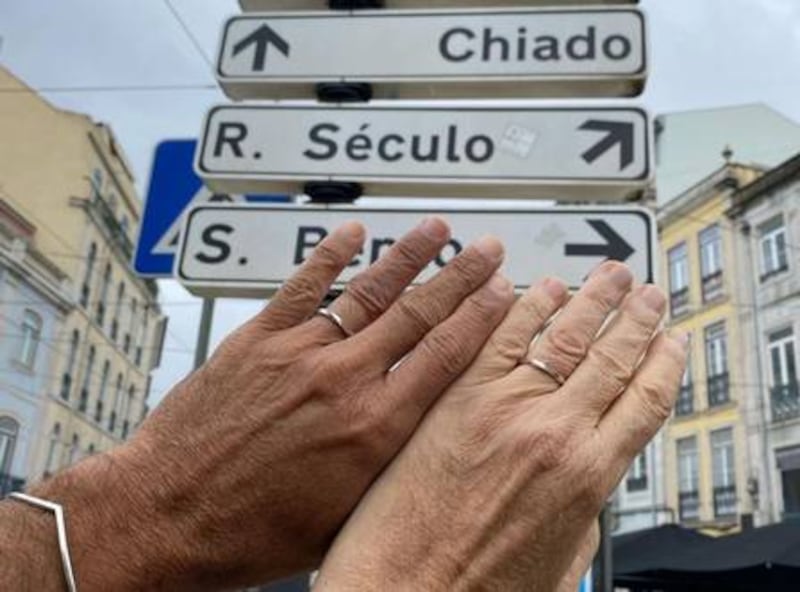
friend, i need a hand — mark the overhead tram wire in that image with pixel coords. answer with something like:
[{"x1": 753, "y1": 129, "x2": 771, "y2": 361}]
[{"x1": 161, "y1": 0, "x2": 216, "y2": 72}]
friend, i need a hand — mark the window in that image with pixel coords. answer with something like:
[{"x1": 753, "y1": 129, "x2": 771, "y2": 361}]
[
  {"x1": 95, "y1": 360, "x2": 110, "y2": 422},
  {"x1": 120, "y1": 215, "x2": 130, "y2": 239},
  {"x1": 699, "y1": 225, "x2": 724, "y2": 302},
  {"x1": 91, "y1": 168, "x2": 103, "y2": 199},
  {"x1": 121, "y1": 385, "x2": 135, "y2": 438},
  {"x1": 111, "y1": 282, "x2": 125, "y2": 341},
  {"x1": 81, "y1": 242, "x2": 97, "y2": 307},
  {"x1": 109, "y1": 374, "x2": 123, "y2": 432},
  {"x1": 125, "y1": 299, "x2": 138, "y2": 355},
  {"x1": 0, "y1": 417, "x2": 20, "y2": 479},
  {"x1": 668, "y1": 243, "x2": 690, "y2": 317},
  {"x1": 627, "y1": 451, "x2": 648, "y2": 492},
  {"x1": 68, "y1": 434, "x2": 80, "y2": 465},
  {"x1": 96, "y1": 264, "x2": 112, "y2": 326},
  {"x1": 705, "y1": 322, "x2": 729, "y2": 406},
  {"x1": 769, "y1": 328, "x2": 799, "y2": 422},
  {"x1": 677, "y1": 436, "x2": 699, "y2": 522},
  {"x1": 760, "y1": 215, "x2": 789, "y2": 280},
  {"x1": 16, "y1": 310, "x2": 42, "y2": 368},
  {"x1": 61, "y1": 330, "x2": 80, "y2": 400},
  {"x1": 108, "y1": 192, "x2": 118, "y2": 215},
  {"x1": 44, "y1": 423, "x2": 61, "y2": 477},
  {"x1": 79, "y1": 346, "x2": 95, "y2": 413},
  {"x1": 711, "y1": 428, "x2": 737, "y2": 518},
  {"x1": 676, "y1": 339, "x2": 694, "y2": 416}
]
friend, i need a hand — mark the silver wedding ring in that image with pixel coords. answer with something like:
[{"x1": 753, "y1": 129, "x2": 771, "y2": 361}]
[
  {"x1": 522, "y1": 358, "x2": 567, "y2": 386},
  {"x1": 314, "y1": 308, "x2": 353, "y2": 338}
]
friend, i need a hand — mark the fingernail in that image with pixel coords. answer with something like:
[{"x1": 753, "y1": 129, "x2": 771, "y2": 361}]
[
  {"x1": 474, "y1": 235, "x2": 504, "y2": 262},
  {"x1": 419, "y1": 216, "x2": 450, "y2": 241},
  {"x1": 338, "y1": 221, "x2": 365, "y2": 243},
  {"x1": 488, "y1": 273, "x2": 512, "y2": 294},
  {"x1": 540, "y1": 277, "x2": 567, "y2": 301},
  {"x1": 600, "y1": 261, "x2": 633, "y2": 289},
  {"x1": 639, "y1": 285, "x2": 666, "y2": 313}
]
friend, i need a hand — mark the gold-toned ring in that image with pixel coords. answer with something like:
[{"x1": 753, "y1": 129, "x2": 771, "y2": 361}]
[
  {"x1": 521, "y1": 358, "x2": 567, "y2": 386},
  {"x1": 314, "y1": 308, "x2": 353, "y2": 338}
]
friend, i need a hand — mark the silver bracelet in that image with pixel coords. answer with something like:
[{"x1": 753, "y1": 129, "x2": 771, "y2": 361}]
[{"x1": 8, "y1": 492, "x2": 78, "y2": 592}]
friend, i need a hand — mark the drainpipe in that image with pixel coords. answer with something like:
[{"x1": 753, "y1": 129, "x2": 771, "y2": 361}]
[{"x1": 741, "y1": 220, "x2": 775, "y2": 523}]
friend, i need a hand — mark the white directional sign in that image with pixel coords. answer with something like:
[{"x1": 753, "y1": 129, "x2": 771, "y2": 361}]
[
  {"x1": 177, "y1": 204, "x2": 656, "y2": 298},
  {"x1": 196, "y1": 105, "x2": 651, "y2": 201},
  {"x1": 240, "y1": 1, "x2": 639, "y2": 11},
  {"x1": 218, "y1": 9, "x2": 647, "y2": 99}
]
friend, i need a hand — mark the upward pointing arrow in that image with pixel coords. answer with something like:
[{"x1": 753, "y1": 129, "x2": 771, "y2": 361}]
[
  {"x1": 233, "y1": 24, "x2": 290, "y2": 71},
  {"x1": 579, "y1": 120, "x2": 635, "y2": 171}
]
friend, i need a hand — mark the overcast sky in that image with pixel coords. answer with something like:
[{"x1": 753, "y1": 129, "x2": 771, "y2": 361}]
[{"x1": 2, "y1": 0, "x2": 800, "y2": 404}]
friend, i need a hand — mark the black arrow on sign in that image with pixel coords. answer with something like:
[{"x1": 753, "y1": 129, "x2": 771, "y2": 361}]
[
  {"x1": 565, "y1": 220, "x2": 635, "y2": 263},
  {"x1": 579, "y1": 120, "x2": 635, "y2": 171},
  {"x1": 233, "y1": 24, "x2": 290, "y2": 71}
]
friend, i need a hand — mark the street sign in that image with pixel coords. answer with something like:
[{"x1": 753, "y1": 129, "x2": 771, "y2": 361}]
[
  {"x1": 218, "y1": 9, "x2": 647, "y2": 100},
  {"x1": 177, "y1": 204, "x2": 655, "y2": 298},
  {"x1": 240, "y1": 1, "x2": 639, "y2": 11},
  {"x1": 133, "y1": 139, "x2": 290, "y2": 277},
  {"x1": 196, "y1": 105, "x2": 651, "y2": 201}
]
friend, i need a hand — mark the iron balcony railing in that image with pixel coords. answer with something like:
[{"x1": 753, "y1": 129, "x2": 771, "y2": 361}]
[
  {"x1": 670, "y1": 287, "x2": 690, "y2": 318},
  {"x1": 626, "y1": 475, "x2": 648, "y2": 492},
  {"x1": 713, "y1": 484, "x2": 737, "y2": 518},
  {"x1": 707, "y1": 372, "x2": 730, "y2": 407},
  {"x1": 679, "y1": 490, "x2": 700, "y2": 522},
  {"x1": 676, "y1": 384, "x2": 694, "y2": 416},
  {"x1": 701, "y1": 270, "x2": 725, "y2": 303},
  {"x1": 771, "y1": 382, "x2": 800, "y2": 422}
]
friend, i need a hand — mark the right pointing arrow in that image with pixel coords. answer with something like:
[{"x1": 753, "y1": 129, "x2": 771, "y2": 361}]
[
  {"x1": 579, "y1": 120, "x2": 635, "y2": 171},
  {"x1": 233, "y1": 24, "x2": 290, "y2": 72},
  {"x1": 565, "y1": 219, "x2": 635, "y2": 263}
]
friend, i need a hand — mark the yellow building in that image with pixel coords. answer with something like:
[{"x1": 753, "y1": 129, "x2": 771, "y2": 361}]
[
  {"x1": 658, "y1": 161, "x2": 763, "y2": 534},
  {"x1": 0, "y1": 66, "x2": 166, "y2": 479}
]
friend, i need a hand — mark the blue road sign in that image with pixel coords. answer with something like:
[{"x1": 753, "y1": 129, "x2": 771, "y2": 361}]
[{"x1": 134, "y1": 139, "x2": 289, "y2": 277}]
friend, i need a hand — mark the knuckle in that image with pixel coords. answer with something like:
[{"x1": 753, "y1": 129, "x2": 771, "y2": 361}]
[
  {"x1": 420, "y1": 328, "x2": 472, "y2": 378},
  {"x1": 391, "y1": 237, "x2": 432, "y2": 270},
  {"x1": 583, "y1": 281, "x2": 621, "y2": 312},
  {"x1": 312, "y1": 241, "x2": 346, "y2": 271},
  {"x1": 446, "y1": 250, "x2": 490, "y2": 292},
  {"x1": 280, "y1": 273, "x2": 323, "y2": 306},
  {"x1": 587, "y1": 346, "x2": 633, "y2": 392},
  {"x1": 524, "y1": 423, "x2": 573, "y2": 474},
  {"x1": 638, "y1": 378, "x2": 677, "y2": 424},
  {"x1": 545, "y1": 324, "x2": 589, "y2": 368},
  {"x1": 395, "y1": 294, "x2": 441, "y2": 335},
  {"x1": 345, "y1": 275, "x2": 391, "y2": 320}
]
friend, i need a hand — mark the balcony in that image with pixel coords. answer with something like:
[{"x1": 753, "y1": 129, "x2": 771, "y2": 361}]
[
  {"x1": 676, "y1": 384, "x2": 694, "y2": 416},
  {"x1": 88, "y1": 194, "x2": 134, "y2": 261},
  {"x1": 679, "y1": 490, "x2": 700, "y2": 522},
  {"x1": 60, "y1": 372, "x2": 72, "y2": 400},
  {"x1": 78, "y1": 388, "x2": 89, "y2": 412},
  {"x1": 670, "y1": 287, "x2": 690, "y2": 318},
  {"x1": 707, "y1": 373, "x2": 730, "y2": 407},
  {"x1": 701, "y1": 270, "x2": 725, "y2": 303},
  {"x1": 626, "y1": 475, "x2": 648, "y2": 492},
  {"x1": 771, "y1": 382, "x2": 800, "y2": 422},
  {"x1": 761, "y1": 263, "x2": 789, "y2": 283},
  {"x1": 713, "y1": 484, "x2": 737, "y2": 518},
  {"x1": 0, "y1": 473, "x2": 26, "y2": 498}
]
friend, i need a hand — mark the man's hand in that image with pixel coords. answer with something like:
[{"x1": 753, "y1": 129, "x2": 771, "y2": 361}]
[
  {"x1": 19, "y1": 218, "x2": 514, "y2": 591},
  {"x1": 315, "y1": 262, "x2": 687, "y2": 591}
]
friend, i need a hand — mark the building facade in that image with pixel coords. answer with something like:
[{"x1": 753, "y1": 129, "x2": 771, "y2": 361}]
[
  {"x1": 728, "y1": 153, "x2": 800, "y2": 526},
  {"x1": 0, "y1": 200, "x2": 72, "y2": 495},
  {"x1": 0, "y1": 66, "x2": 166, "y2": 484},
  {"x1": 657, "y1": 162, "x2": 763, "y2": 534}
]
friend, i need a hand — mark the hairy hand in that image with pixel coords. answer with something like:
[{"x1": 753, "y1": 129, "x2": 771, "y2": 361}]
[
  {"x1": 315, "y1": 262, "x2": 687, "y2": 592},
  {"x1": 33, "y1": 218, "x2": 514, "y2": 591}
]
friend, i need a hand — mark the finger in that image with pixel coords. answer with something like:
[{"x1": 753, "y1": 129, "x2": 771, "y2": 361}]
[
  {"x1": 386, "y1": 274, "x2": 514, "y2": 413},
  {"x1": 466, "y1": 277, "x2": 568, "y2": 381},
  {"x1": 257, "y1": 221, "x2": 366, "y2": 332},
  {"x1": 515, "y1": 261, "x2": 633, "y2": 387},
  {"x1": 599, "y1": 331, "x2": 688, "y2": 465},
  {"x1": 566, "y1": 284, "x2": 666, "y2": 419},
  {"x1": 323, "y1": 217, "x2": 451, "y2": 336},
  {"x1": 354, "y1": 236, "x2": 505, "y2": 367}
]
